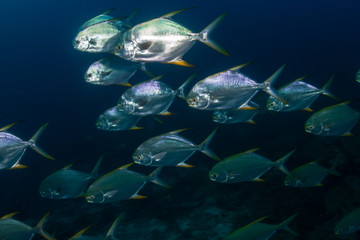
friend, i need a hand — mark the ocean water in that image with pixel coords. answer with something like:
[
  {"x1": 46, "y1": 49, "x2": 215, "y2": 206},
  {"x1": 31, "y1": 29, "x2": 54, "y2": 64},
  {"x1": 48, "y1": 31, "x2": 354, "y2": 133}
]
[{"x1": 1, "y1": 0, "x2": 360, "y2": 239}]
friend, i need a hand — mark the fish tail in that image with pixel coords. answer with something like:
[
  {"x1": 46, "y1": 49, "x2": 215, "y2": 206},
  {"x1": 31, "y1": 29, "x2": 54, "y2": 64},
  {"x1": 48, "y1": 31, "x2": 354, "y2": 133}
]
[
  {"x1": 148, "y1": 167, "x2": 171, "y2": 188},
  {"x1": 176, "y1": 73, "x2": 197, "y2": 100},
  {"x1": 89, "y1": 155, "x2": 103, "y2": 179},
  {"x1": 34, "y1": 213, "x2": 57, "y2": 240},
  {"x1": 321, "y1": 73, "x2": 339, "y2": 100},
  {"x1": 28, "y1": 123, "x2": 55, "y2": 160},
  {"x1": 198, "y1": 12, "x2": 229, "y2": 56},
  {"x1": 105, "y1": 215, "x2": 122, "y2": 238},
  {"x1": 274, "y1": 149, "x2": 295, "y2": 176},
  {"x1": 262, "y1": 64, "x2": 288, "y2": 104},
  {"x1": 198, "y1": 128, "x2": 220, "y2": 160},
  {"x1": 277, "y1": 213, "x2": 299, "y2": 236}
]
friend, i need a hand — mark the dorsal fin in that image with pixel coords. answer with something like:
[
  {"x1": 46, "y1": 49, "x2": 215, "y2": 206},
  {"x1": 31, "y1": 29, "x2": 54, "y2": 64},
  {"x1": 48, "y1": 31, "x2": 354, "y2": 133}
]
[
  {"x1": 69, "y1": 225, "x2": 93, "y2": 240},
  {"x1": 0, "y1": 121, "x2": 24, "y2": 132},
  {"x1": 1, "y1": 212, "x2": 19, "y2": 219},
  {"x1": 160, "y1": 7, "x2": 196, "y2": 19}
]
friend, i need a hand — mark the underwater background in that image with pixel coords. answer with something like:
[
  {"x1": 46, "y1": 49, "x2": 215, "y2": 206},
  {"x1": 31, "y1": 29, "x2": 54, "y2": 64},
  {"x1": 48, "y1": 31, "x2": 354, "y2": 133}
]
[{"x1": 1, "y1": 0, "x2": 360, "y2": 239}]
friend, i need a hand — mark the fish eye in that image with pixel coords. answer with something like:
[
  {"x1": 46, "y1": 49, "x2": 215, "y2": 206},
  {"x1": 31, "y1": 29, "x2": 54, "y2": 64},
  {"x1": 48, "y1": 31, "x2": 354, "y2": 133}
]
[
  {"x1": 87, "y1": 195, "x2": 95, "y2": 200},
  {"x1": 87, "y1": 73, "x2": 92, "y2": 78},
  {"x1": 214, "y1": 115, "x2": 219, "y2": 119},
  {"x1": 211, "y1": 173, "x2": 218, "y2": 179},
  {"x1": 116, "y1": 45, "x2": 122, "y2": 51},
  {"x1": 137, "y1": 155, "x2": 142, "y2": 160},
  {"x1": 89, "y1": 39, "x2": 97, "y2": 45},
  {"x1": 75, "y1": 40, "x2": 80, "y2": 45},
  {"x1": 269, "y1": 102, "x2": 275, "y2": 107},
  {"x1": 192, "y1": 98, "x2": 197, "y2": 102},
  {"x1": 119, "y1": 102, "x2": 125, "y2": 107}
]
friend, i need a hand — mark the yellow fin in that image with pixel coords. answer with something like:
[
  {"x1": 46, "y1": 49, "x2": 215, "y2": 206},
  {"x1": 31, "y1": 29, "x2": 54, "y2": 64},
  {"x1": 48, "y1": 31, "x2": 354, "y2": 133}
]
[
  {"x1": 158, "y1": 112, "x2": 175, "y2": 116},
  {"x1": 303, "y1": 107, "x2": 314, "y2": 112},
  {"x1": 0, "y1": 121, "x2": 23, "y2": 132},
  {"x1": 342, "y1": 132, "x2": 354, "y2": 136},
  {"x1": 129, "y1": 126, "x2": 144, "y2": 130},
  {"x1": 117, "y1": 83, "x2": 132, "y2": 87},
  {"x1": 165, "y1": 59, "x2": 196, "y2": 67},
  {"x1": 1, "y1": 212, "x2": 19, "y2": 219},
  {"x1": 131, "y1": 195, "x2": 148, "y2": 199},
  {"x1": 246, "y1": 120, "x2": 257, "y2": 125},
  {"x1": 69, "y1": 225, "x2": 93, "y2": 240},
  {"x1": 9, "y1": 164, "x2": 29, "y2": 170},
  {"x1": 236, "y1": 106, "x2": 258, "y2": 110},
  {"x1": 160, "y1": 7, "x2": 196, "y2": 19},
  {"x1": 119, "y1": 163, "x2": 134, "y2": 170},
  {"x1": 176, "y1": 163, "x2": 195, "y2": 168},
  {"x1": 253, "y1": 178, "x2": 265, "y2": 182}
]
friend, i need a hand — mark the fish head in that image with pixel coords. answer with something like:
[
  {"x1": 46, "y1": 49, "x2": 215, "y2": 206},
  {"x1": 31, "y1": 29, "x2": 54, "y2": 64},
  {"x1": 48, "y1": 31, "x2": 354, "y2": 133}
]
[
  {"x1": 113, "y1": 32, "x2": 135, "y2": 59},
  {"x1": 132, "y1": 152, "x2": 152, "y2": 165},
  {"x1": 212, "y1": 111, "x2": 228, "y2": 123},
  {"x1": 186, "y1": 93, "x2": 210, "y2": 110},
  {"x1": 39, "y1": 184, "x2": 62, "y2": 199},
  {"x1": 284, "y1": 176, "x2": 302, "y2": 187},
  {"x1": 96, "y1": 115, "x2": 109, "y2": 130},
  {"x1": 73, "y1": 30, "x2": 100, "y2": 52},
  {"x1": 118, "y1": 97, "x2": 136, "y2": 114},
  {"x1": 85, "y1": 190, "x2": 105, "y2": 203},
  {"x1": 304, "y1": 118, "x2": 323, "y2": 135},
  {"x1": 209, "y1": 167, "x2": 228, "y2": 183},
  {"x1": 85, "y1": 61, "x2": 107, "y2": 84},
  {"x1": 266, "y1": 97, "x2": 283, "y2": 111}
]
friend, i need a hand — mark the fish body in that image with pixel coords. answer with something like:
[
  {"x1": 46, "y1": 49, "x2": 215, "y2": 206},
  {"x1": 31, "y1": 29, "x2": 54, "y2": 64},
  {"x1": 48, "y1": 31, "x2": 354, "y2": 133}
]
[
  {"x1": 335, "y1": 208, "x2": 360, "y2": 235},
  {"x1": 209, "y1": 149, "x2": 294, "y2": 183},
  {"x1": 284, "y1": 162, "x2": 339, "y2": 187},
  {"x1": 96, "y1": 106, "x2": 142, "y2": 131},
  {"x1": 212, "y1": 106, "x2": 259, "y2": 124},
  {"x1": 85, "y1": 56, "x2": 142, "y2": 85},
  {"x1": 305, "y1": 102, "x2": 360, "y2": 136},
  {"x1": 113, "y1": 9, "x2": 228, "y2": 65},
  {"x1": 186, "y1": 64, "x2": 286, "y2": 111},
  {"x1": 133, "y1": 129, "x2": 218, "y2": 167}
]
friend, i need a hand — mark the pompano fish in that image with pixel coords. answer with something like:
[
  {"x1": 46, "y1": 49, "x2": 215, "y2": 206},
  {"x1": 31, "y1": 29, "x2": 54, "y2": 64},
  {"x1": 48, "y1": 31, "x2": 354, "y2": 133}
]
[
  {"x1": 0, "y1": 122, "x2": 54, "y2": 170},
  {"x1": 96, "y1": 106, "x2": 142, "y2": 131},
  {"x1": 39, "y1": 156, "x2": 102, "y2": 199},
  {"x1": 0, "y1": 212, "x2": 55, "y2": 240},
  {"x1": 335, "y1": 208, "x2": 360, "y2": 235},
  {"x1": 209, "y1": 148, "x2": 294, "y2": 183},
  {"x1": 212, "y1": 102, "x2": 259, "y2": 124},
  {"x1": 133, "y1": 128, "x2": 219, "y2": 167},
  {"x1": 224, "y1": 214, "x2": 298, "y2": 240},
  {"x1": 266, "y1": 74, "x2": 336, "y2": 112},
  {"x1": 69, "y1": 216, "x2": 121, "y2": 240},
  {"x1": 73, "y1": 8, "x2": 136, "y2": 53},
  {"x1": 85, "y1": 164, "x2": 169, "y2": 203},
  {"x1": 284, "y1": 161, "x2": 340, "y2": 187},
  {"x1": 117, "y1": 74, "x2": 194, "y2": 116},
  {"x1": 113, "y1": 8, "x2": 229, "y2": 67},
  {"x1": 85, "y1": 56, "x2": 151, "y2": 86},
  {"x1": 304, "y1": 101, "x2": 360, "y2": 136},
  {"x1": 186, "y1": 63, "x2": 287, "y2": 111}
]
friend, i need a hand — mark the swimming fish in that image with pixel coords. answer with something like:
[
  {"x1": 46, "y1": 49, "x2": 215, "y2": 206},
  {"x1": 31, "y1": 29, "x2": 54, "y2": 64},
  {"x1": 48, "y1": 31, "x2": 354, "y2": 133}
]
[
  {"x1": 133, "y1": 128, "x2": 219, "y2": 167},
  {"x1": 209, "y1": 148, "x2": 294, "y2": 183},
  {"x1": 113, "y1": 8, "x2": 228, "y2": 66},
  {"x1": 266, "y1": 75, "x2": 336, "y2": 112},
  {"x1": 224, "y1": 214, "x2": 298, "y2": 240},
  {"x1": 186, "y1": 63, "x2": 287, "y2": 111},
  {"x1": 39, "y1": 156, "x2": 102, "y2": 199},
  {"x1": 284, "y1": 161, "x2": 340, "y2": 187},
  {"x1": 85, "y1": 164, "x2": 169, "y2": 203},
  {"x1": 335, "y1": 208, "x2": 360, "y2": 235},
  {"x1": 69, "y1": 216, "x2": 121, "y2": 240},
  {"x1": 73, "y1": 8, "x2": 133, "y2": 53},
  {"x1": 96, "y1": 106, "x2": 142, "y2": 131},
  {"x1": 0, "y1": 212, "x2": 56, "y2": 240},
  {"x1": 117, "y1": 74, "x2": 194, "y2": 116},
  {"x1": 0, "y1": 122, "x2": 54, "y2": 170},
  {"x1": 85, "y1": 56, "x2": 152, "y2": 86},
  {"x1": 304, "y1": 101, "x2": 360, "y2": 136},
  {"x1": 212, "y1": 102, "x2": 259, "y2": 124}
]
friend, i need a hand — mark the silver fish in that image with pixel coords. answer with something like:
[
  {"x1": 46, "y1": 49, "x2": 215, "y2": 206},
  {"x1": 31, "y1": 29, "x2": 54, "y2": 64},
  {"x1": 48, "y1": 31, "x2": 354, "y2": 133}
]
[
  {"x1": 0, "y1": 123, "x2": 54, "y2": 170},
  {"x1": 186, "y1": 63, "x2": 287, "y2": 111},
  {"x1": 69, "y1": 216, "x2": 121, "y2": 240},
  {"x1": 284, "y1": 161, "x2": 340, "y2": 187},
  {"x1": 209, "y1": 148, "x2": 294, "y2": 183},
  {"x1": 85, "y1": 56, "x2": 152, "y2": 86},
  {"x1": 224, "y1": 214, "x2": 298, "y2": 240},
  {"x1": 85, "y1": 164, "x2": 169, "y2": 203},
  {"x1": 133, "y1": 128, "x2": 219, "y2": 167},
  {"x1": 117, "y1": 74, "x2": 193, "y2": 116},
  {"x1": 305, "y1": 101, "x2": 360, "y2": 136},
  {"x1": 96, "y1": 106, "x2": 142, "y2": 131},
  {"x1": 0, "y1": 212, "x2": 55, "y2": 240},
  {"x1": 266, "y1": 75, "x2": 336, "y2": 112},
  {"x1": 335, "y1": 208, "x2": 360, "y2": 235},
  {"x1": 212, "y1": 102, "x2": 259, "y2": 124},
  {"x1": 113, "y1": 8, "x2": 228, "y2": 67},
  {"x1": 39, "y1": 156, "x2": 102, "y2": 199}
]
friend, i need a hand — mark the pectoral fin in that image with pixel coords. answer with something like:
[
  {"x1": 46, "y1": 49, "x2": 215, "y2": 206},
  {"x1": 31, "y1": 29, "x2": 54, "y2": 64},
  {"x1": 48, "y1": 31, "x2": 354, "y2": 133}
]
[{"x1": 165, "y1": 59, "x2": 196, "y2": 67}]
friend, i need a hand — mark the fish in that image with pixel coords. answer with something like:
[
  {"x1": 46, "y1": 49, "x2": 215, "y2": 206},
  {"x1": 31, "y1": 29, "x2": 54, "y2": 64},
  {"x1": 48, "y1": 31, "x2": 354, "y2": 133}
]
[
  {"x1": 39, "y1": 156, "x2": 102, "y2": 199},
  {"x1": 186, "y1": 63, "x2": 287, "y2": 111},
  {"x1": 212, "y1": 102, "x2": 259, "y2": 124},
  {"x1": 266, "y1": 74, "x2": 336, "y2": 112},
  {"x1": 69, "y1": 216, "x2": 121, "y2": 240},
  {"x1": 85, "y1": 56, "x2": 153, "y2": 86},
  {"x1": 113, "y1": 8, "x2": 229, "y2": 66},
  {"x1": 96, "y1": 106, "x2": 142, "y2": 131},
  {"x1": 0, "y1": 122, "x2": 54, "y2": 170},
  {"x1": 335, "y1": 208, "x2": 360, "y2": 235},
  {"x1": 356, "y1": 69, "x2": 360, "y2": 83},
  {"x1": 73, "y1": 8, "x2": 136, "y2": 53},
  {"x1": 0, "y1": 212, "x2": 56, "y2": 240},
  {"x1": 304, "y1": 101, "x2": 360, "y2": 136},
  {"x1": 224, "y1": 214, "x2": 298, "y2": 240},
  {"x1": 117, "y1": 74, "x2": 194, "y2": 116},
  {"x1": 85, "y1": 164, "x2": 169, "y2": 203},
  {"x1": 284, "y1": 161, "x2": 340, "y2": 187},
  {"x1": 133, "y1": 128, "x2": 219, "y2": 167},
  {"x1": 209, "y1": 148, "x2": 294, "y2": 183}
]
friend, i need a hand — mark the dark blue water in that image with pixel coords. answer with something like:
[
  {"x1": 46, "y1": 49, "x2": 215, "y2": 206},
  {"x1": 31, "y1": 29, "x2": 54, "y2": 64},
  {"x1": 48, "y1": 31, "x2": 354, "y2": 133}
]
[{"x1": 1, "y1": 0, "x2": 360, "y2": 239}]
